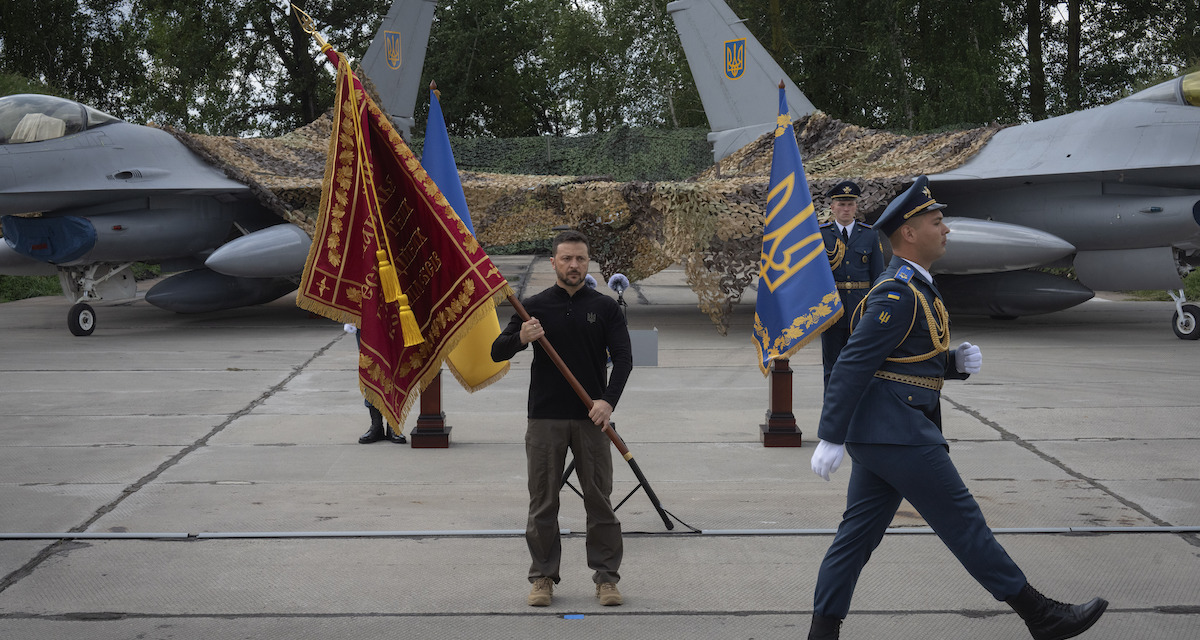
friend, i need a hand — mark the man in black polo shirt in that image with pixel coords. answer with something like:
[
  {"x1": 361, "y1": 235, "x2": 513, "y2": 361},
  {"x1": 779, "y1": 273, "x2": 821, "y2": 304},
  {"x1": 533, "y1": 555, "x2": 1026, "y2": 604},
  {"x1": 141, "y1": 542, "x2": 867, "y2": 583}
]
[{"x1": 491, "y1": 230, "x2": 633, "y2": 608}]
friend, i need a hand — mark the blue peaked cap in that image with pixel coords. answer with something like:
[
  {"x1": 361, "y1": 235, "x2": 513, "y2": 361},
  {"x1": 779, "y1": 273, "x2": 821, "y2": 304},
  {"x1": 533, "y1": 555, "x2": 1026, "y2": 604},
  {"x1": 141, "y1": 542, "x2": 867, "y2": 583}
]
[{"x1": 874, "y1": 175, "x2": 946, "y2": 236}]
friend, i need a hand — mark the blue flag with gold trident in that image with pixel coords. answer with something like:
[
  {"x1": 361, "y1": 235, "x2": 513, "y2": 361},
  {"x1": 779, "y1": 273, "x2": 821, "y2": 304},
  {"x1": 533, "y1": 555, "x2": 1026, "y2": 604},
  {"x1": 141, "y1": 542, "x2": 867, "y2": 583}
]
[{"x1": 753, "y1": 84, "x2": 843, "y2": 375}]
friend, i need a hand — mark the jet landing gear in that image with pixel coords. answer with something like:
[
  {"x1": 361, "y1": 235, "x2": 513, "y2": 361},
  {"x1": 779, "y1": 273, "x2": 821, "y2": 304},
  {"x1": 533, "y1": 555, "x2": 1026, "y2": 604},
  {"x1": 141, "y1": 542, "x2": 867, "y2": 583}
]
[
  {"x1": 57, "y1": 263, "x2": 136, "y2": 337},
  {"x1": 1168, "y1": 289, "x2": 1200, "y2": 340},
  {"x1": 68, "y1": 303, "x2": 96, "y2": 336}
]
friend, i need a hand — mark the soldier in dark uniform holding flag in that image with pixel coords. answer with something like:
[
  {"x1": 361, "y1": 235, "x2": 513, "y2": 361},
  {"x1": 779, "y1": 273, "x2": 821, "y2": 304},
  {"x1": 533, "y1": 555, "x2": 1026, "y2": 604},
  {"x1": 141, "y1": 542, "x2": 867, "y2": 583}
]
[
  {"x1": 819, "y1": 180, "x2": 885, "y2": 389},
  {"x1": 806, "y1": 176, "x2": 1107, "y2": 640}
]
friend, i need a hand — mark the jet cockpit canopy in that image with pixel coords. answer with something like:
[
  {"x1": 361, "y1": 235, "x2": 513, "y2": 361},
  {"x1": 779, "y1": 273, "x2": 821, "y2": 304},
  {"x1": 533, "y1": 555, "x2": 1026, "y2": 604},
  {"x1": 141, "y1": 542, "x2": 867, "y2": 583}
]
[
  {"x1": 1122, "y1": 72, "x2": 1200, "y2": 107},
  {"x1": 0, "y1": 94, "x2": 121, "y2": 145}
]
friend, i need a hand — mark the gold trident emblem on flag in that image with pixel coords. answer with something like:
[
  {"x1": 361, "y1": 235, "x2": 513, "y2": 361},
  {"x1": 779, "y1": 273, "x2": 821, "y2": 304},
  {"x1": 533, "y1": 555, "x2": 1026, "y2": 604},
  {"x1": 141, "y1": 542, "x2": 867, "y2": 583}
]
[{"x1": 760, "y1": 173, "x2": 823, "y2": 292}]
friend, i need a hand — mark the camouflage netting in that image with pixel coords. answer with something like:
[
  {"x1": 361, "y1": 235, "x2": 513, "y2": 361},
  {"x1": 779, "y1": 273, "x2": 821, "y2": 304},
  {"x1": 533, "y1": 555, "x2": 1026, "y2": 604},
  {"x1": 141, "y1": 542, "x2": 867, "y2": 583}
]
[
  {"x1": 408, "y1": 125, "x2": 713, "y2": 182},
  {"x1": 164, "y1": 111, "x2": 1002, "y2": 333}
]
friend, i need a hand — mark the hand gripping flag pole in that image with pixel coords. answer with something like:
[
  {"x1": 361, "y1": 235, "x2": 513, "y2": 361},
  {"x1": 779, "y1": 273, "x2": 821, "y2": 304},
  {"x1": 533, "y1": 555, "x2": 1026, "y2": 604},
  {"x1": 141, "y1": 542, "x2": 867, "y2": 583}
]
[{"x1": 506, "y1": 294, "x2": 695, "y2": 532}]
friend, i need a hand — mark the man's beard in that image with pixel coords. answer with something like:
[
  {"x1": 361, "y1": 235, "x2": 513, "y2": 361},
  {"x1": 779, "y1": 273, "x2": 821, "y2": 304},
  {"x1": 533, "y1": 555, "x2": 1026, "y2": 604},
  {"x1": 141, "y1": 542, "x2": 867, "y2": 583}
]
[{"x1": 559, "y1": 271, "x2": 583, "y2": 286}]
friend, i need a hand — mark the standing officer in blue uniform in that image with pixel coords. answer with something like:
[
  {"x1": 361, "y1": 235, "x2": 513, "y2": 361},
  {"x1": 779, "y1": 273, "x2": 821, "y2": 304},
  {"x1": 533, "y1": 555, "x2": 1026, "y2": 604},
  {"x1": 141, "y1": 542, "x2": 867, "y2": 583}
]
[
  {"x1": 820, "y1": 180, "x2": 885, "y2": 389},
  {"x1": 806, "y1": 176, "x2": 1107, "y2": 640}
]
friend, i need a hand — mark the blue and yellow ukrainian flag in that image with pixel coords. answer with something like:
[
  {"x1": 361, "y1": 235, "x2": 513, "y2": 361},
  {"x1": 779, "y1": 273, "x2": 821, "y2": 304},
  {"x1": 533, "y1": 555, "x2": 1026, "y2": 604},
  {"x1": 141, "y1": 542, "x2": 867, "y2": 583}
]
[
  {"x1": 424, "y1": 86, "x2": 509, "y2": 390},
  {"x1": 753, "y1": 85, "x2": 843, "y2": 375}
]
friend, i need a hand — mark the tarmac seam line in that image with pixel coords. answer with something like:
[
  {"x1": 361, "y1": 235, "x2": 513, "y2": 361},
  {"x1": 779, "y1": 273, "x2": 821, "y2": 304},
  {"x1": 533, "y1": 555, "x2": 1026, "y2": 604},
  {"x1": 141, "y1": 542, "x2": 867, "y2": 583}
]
[
  {"x1": 0, "y1": 333, "x2": 346, "y2": 596},
  {"x1": 941, "y1": 393, "x2": 1200, "y2": 550},
  {"x1": 0, "y1": 605, "x2": 1190, "y2": 621}
]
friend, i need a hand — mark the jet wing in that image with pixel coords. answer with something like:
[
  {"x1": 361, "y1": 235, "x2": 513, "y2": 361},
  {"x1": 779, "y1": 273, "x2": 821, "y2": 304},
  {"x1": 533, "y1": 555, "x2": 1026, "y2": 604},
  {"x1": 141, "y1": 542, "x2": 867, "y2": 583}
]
[{"x1": 932, "y1": 80, "x2": 1200, "y2": 190}]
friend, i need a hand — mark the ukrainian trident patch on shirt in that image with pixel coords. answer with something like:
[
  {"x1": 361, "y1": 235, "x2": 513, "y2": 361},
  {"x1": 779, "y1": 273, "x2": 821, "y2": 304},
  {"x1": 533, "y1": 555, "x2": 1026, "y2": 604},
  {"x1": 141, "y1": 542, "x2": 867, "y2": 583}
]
[{"x1": 877, "y1": 291, "x2": 902, "y2": 324}]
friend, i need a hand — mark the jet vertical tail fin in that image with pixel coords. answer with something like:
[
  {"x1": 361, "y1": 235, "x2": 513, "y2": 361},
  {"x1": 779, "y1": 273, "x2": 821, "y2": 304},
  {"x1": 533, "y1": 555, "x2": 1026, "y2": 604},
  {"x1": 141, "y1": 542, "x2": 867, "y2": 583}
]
[
  {"x1": 359, "y1": 0, "x2": 440, "y2": 140},
  {"x1": 667, "y1": 0, "x2": 815, "y2": 162}
]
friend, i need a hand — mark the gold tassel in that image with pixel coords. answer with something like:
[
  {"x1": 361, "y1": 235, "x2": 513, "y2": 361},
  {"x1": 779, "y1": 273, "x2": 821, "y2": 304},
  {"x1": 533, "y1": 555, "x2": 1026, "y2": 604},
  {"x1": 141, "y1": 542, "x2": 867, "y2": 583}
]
[
  {"x1": 376, "y1": 250, "x2": 401, "y2": 303},
  {"x1": 396, "y1": 294, "x2": 424, "y2": 346}
]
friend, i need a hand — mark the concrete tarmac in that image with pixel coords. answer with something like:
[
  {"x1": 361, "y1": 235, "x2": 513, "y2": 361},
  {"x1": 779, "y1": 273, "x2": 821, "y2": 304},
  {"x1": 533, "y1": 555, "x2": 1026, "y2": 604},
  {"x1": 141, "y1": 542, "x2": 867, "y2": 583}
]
[{"x1": 1, "y1": 255, "x2": 1197, "y2": 639}]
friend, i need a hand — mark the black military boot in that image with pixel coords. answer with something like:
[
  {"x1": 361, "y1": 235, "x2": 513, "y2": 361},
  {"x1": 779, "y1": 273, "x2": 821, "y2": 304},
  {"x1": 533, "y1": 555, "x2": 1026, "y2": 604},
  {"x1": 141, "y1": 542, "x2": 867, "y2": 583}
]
[
  {"x1": 807, "y1": 614, "x2": 841, "y2": 640},
  {"x1": 358, "y1": 406, "x2": 386, "y2": 444},
  {"x1": 1006, "y1": 583, "x2": 1108, "y2": 640},
  {"x1": 385, "y1": 426, "x2": 407, "y2": 444}
]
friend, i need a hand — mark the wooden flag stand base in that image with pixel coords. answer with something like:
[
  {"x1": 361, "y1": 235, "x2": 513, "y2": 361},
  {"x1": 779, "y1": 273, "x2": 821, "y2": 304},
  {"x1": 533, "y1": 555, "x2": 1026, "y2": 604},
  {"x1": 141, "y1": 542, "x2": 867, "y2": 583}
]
[
  {"x1": 410, "y1": 371, "x2": 452, "y2": 448},
  {"x1": 760, "y1": 358, "x2": 803, "y2": 447}
]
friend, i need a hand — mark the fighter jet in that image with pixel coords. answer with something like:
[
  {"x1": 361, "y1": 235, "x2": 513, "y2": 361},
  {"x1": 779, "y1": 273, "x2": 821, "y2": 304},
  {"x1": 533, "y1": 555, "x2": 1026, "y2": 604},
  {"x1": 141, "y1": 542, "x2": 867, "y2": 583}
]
[
  {"x1": 668, "y1": 0, "x2": 1200, "y2": 339},
  {"x1": 0, "y1": 0, "x2": 437, "y2": 336}
]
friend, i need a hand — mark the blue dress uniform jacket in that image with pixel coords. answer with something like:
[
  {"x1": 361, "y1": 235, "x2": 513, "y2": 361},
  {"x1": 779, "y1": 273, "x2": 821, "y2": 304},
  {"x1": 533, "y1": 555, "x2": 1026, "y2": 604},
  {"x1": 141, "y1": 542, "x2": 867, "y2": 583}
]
[
  {"x1": 819, "y1": 221, "x2": 885, "y2": 387},
  {"x1": 821, "y1": 221, "x2": 885, "y2": 329},
  {"x1": 811, "y1": 256, "x2": 1027, "y2": 619},
  {"x1": 817, "y1": 256, "x2": 967, "y2": 446}
]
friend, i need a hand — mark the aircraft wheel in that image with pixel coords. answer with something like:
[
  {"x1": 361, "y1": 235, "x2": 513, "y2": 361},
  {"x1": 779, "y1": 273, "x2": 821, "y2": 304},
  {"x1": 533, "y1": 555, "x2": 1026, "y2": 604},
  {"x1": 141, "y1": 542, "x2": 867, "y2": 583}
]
[
  {"x1": 1173, "y1": 303, "x2": 1200, "y2": 340},
  {"x1": 68, "y1": 303, "x2": 96, "y2": 337}
]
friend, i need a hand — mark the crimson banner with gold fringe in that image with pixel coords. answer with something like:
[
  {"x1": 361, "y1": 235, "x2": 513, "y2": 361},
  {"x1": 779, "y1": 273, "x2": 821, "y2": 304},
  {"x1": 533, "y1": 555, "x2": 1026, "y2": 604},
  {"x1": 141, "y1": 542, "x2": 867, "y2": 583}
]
[{"x1": 296, "y1": 47, "x2": 513, "y2": 428}]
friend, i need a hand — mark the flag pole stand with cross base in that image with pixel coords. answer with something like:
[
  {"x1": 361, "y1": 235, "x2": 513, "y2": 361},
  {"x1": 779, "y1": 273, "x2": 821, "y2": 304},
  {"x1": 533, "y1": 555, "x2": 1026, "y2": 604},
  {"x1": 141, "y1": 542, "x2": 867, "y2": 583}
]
[
  {"x1": 506, "y1": 295, "x2": 695, "y2": 533},
  {"x1": 558, "y1": 423, "x2": 698, "y2": 533}
]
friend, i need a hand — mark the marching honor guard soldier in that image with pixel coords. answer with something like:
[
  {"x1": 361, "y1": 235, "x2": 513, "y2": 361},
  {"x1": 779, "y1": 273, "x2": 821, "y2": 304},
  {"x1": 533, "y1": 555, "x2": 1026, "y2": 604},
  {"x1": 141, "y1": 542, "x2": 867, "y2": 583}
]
[
  {"x1": 820, "y1": 180, "x2": 885, "y2": 389},
  {"x1": 806, "y1": 176, "x2": 1107, "y2": 640},
  {"x1": 491, "y1": 230, "x2": 633, "y2": 608}
]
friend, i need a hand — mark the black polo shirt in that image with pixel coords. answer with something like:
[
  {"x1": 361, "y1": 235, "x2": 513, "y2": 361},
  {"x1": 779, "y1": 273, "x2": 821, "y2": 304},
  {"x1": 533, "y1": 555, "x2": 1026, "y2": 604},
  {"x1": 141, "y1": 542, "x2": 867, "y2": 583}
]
[{"x1": 491, "y1": 284, "x2": 633, "y2": 420}]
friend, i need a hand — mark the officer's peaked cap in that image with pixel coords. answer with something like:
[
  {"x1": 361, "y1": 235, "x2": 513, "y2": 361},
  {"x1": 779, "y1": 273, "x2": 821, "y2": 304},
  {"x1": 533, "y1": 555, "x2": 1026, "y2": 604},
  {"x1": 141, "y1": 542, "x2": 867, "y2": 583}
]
[
  {"x1": 826, "y1": 180, "x2": 861, "y2": 199},
  {"x1": 874, "y1": 175, "x2": 946, "y2": 236}
]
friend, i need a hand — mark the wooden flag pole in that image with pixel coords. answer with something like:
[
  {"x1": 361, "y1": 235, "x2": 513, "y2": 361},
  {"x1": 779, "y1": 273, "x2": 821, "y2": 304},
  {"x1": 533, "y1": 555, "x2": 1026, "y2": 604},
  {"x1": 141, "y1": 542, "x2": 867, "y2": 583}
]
[{"x1": 506, "y1": 295, "x2": 674, "y2": 530}]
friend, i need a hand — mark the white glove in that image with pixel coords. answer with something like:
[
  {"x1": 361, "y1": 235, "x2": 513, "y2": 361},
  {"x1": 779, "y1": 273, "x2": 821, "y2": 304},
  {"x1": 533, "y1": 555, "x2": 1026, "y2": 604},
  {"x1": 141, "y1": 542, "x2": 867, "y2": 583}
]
[
  {"x1": 955, "y1": 341, "x2": 982, "y2": 374},
  {"x1": 343, "y1": 323, "x2": 358, "y2": 334},
  {"x1": 811, "y1": 440, "x2": 845, "y2": 481}
]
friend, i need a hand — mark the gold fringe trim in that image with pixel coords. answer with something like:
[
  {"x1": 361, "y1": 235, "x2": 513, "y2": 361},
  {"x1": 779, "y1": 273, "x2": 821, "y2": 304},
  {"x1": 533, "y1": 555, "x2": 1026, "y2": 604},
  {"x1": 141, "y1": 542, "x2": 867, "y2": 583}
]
[
  {"x1": 443, "y1": 294, "x2": 512, "y2": 393},
  {"x1": 755, "y1": 304, "x2": 844, "y2": 377},
  {"x1": 446, "y1": 360, "x2": 510, "y2": 394},
  {"x1": 357, "y1": 283, "x2": 514, "y2": 429},
  {"x1": 294, "y1": 293, "x2": 362, "y2": 327}
]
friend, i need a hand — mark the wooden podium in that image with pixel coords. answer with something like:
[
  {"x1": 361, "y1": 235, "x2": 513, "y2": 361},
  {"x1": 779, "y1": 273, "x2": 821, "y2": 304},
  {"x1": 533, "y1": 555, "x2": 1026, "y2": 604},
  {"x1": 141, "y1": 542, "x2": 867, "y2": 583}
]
[
  {"x1": 409, "y1": 371, "x2": 452, "y2": 448},
  {"x1": 760, "y1": 358, "x2": 803, "y2": 447}
]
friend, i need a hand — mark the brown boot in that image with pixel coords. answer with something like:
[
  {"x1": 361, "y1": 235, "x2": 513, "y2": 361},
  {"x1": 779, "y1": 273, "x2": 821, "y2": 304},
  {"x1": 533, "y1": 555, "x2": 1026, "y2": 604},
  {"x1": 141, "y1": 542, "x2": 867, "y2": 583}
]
[
  {"x1": 527, "y1": 576, "x2": 553, "y2": 606},
  {"x1": 1006, "y1": 583, "x2": 1108, "y2": 640},
  {"x1": 596, "y1": 582, "x2": 623, "y2": 606}
]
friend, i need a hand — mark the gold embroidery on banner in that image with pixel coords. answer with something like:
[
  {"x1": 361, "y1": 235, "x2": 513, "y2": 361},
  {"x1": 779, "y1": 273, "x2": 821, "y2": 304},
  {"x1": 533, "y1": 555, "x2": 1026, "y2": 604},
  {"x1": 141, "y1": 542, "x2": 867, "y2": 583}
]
[
  {"x1": 754, "y1": 290, "x2": 841, "y2": 357},
  {"x1": 377, "y1": 172, "x2": 397, "y2": 205}
]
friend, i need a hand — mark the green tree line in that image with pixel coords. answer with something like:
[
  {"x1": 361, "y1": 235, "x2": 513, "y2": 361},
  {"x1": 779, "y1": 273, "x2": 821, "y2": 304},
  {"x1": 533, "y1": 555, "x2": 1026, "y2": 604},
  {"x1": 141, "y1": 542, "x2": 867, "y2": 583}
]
[{"x1": 4, "y1": 1, "x2": 1197, "y2": 138}]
